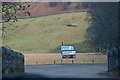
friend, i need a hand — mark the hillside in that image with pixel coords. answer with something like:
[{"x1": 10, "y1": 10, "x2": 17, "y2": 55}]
[
  {"x1": 3, "y1": 2, "x2": 92, "y2": 19},
  {"x1": 3, "y1": 11, "x2": 92, "y2": 53},
  {"x1": 16, "y1": 2, "x2": 91, "y2": 17}
]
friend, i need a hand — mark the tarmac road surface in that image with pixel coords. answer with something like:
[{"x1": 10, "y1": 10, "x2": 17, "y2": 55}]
[
  {"x1": 25, "y1": 64, "x2": 109, "y2": 78},
  {"x1": 3, "y1": 64, "x2": 115, "y2": 79}
]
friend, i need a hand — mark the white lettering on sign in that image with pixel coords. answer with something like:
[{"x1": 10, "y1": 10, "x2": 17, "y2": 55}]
[
  {"x1": 61, "y1": 46, "x2": 75, "y2": 51},
  {"x1": 62, "y1": 51, "x2": 76, "y2": 55}
]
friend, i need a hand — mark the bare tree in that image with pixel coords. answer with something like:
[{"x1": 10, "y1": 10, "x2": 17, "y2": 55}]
[
  {"x1": 1, "y1": 2, "x2": 31, "y2": 39},
  {"x1": 2, "y1": 2, "x2": 31, "y2": 22}
]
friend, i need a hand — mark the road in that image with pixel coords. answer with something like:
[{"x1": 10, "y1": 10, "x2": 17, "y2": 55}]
[
  {"x1": 25, "y1": 64, "x2": 109, "y2": 78},
  {"x1": 3, "y1": 64, "x2": 114, "y2": 79}
]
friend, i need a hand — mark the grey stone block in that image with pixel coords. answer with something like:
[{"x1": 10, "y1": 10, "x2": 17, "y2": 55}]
[{"x1": 2, "y1": 46, "x2": 24, "y2": 74}]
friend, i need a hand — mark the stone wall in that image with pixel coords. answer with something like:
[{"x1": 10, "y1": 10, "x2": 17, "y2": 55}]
[
  {"x1": 1, "y1": 47, "x2": 24, "y2": 74},
  {"x1": 107, "y1": 49, "x2": 120, "y2": 77},
  {"x1": 108, "y1": 55, "x2": 118, "y2": 72}
]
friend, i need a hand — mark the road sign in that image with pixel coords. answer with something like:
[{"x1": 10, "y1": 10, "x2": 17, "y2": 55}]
[
  {"x1": 61, "y1": 46, "x2": 75, "y2": 51},
  {"x1": 60, "y1": 46, "x2": 76, "y2": 59},
  {"x1": 62, "y1": 55, "x2": 76, "y2": 59},
  {"x1": 62, "y1": 51, "x2": 76, "y2": 55}
]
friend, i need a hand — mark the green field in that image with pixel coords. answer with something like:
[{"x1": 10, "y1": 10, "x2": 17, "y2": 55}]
[{"x1": 3, "y1": 12, "x2": 92, "y2": 53}]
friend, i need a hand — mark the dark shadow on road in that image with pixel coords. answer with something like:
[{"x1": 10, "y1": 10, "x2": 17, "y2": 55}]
[
  {"x1": 2, "y1": 73, "x2": 48, "y2": 79},
  {"x1": 2, "y1": 73, "x2": 119, "y2": 80}
]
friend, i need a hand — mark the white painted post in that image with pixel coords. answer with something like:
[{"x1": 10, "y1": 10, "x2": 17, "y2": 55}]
[{"x1": 61, "y1": 59, "x2": 63, "y2": 64}]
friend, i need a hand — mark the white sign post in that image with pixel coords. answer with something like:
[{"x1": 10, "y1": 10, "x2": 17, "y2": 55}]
[{"x1": 60, "y1": 45, "x2": 76, "y2": 64}]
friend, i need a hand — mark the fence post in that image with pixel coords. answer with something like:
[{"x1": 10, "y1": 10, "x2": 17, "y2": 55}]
[
  {"x1": 61, "y1": 59, "x2": 63, "y2": 64},
  {"x1": 72, "y1": 60, "x2": 74, "y2": 64},
  {"x1": 92, "y1": 60, "x2": 94, "y2": 64},
  {"x1": 54, "y1": 60, "x2": 56, "y2": 64}
]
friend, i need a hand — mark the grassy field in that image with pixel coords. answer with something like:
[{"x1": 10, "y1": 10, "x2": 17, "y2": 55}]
[
  {"x1": 3, "y1": 12, "x2": 92, "y2": 53},
  {"x1": 23, "y1": 53, "x2": 107, "y2": 65}
]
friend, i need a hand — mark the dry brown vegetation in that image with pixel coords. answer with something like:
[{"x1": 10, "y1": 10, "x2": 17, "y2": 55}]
[{"x1": 23, "y1": 53, "x2": 107, "y2": 65}]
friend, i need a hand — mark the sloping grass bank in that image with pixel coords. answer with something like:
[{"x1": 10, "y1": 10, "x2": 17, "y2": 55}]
[{"x1": 3, "y1": 12, "x2": 92, "y2": 53}]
